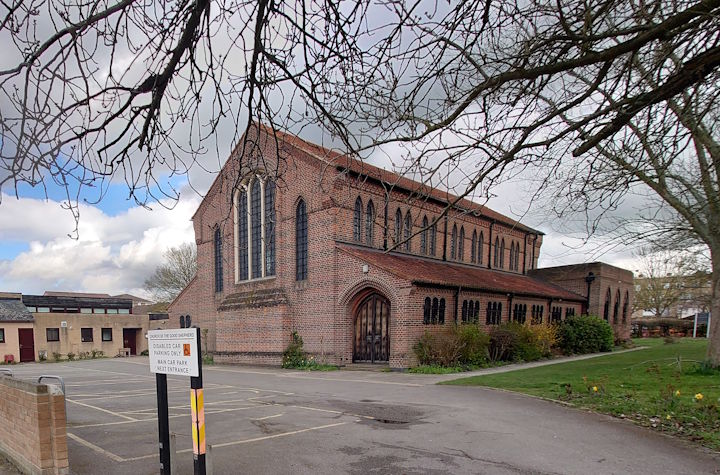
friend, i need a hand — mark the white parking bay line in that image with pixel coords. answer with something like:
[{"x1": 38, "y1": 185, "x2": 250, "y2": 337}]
[
  {"x1": 67, "y1": 433, "x2": 125, "y2": 462},
  {"x1": 250, "y1": 413, "x2": 284, "y2": 421},
  {"x1": 123, "y1": 421, "x2": 350, "y2": 462},
  {"x1": 66, "y1": 398, "x2": 139, "y2": 421}
]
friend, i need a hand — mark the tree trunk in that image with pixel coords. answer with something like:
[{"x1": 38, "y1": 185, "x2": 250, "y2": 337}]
[{"x1": 706, "y1": 260, "x2": 720, "y2": 366}]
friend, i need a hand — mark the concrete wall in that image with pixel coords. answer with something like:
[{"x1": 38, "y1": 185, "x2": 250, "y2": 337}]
[
  {"x1": 0, "y1": 322, "x2": 34, "y2": 362},
  {"x1": 0, "y1": 376, "x2": 68, "y2": 475},
  {"x1": 31, "y1": 313, "x2": 165, "y2": 359}
]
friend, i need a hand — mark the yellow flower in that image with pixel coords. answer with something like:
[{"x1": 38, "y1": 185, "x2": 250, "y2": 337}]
[
  {"x1": 592, "y1": 386, "x2": 598, "y2": 392},
  {"x1": 666, "y1": 415, "x2": 671, "y2": 420},
  {"x1": 695, "y1": 393, "x2": 704, "y2": 401},
  {"x1": 675, "y1": 390, "x2": 680, "y2": 396}
]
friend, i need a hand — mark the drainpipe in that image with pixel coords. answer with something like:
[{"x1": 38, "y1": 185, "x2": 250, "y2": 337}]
[
  {"x1": 531, "y1": 234, "x2": 537, "y2": 270},
  {"x1": 508, "y1": 293, "x2": 514, "y2": 322},
  {"x1": 383, "y1": 191, "x2": 389, "y2": 251},
  {"x1": 487, "y1": 221, "x2": 494, "y2": 269},
  {"x1": 522, "y1": 232, "x2": 528, "y2": 274},
  {"x1": 584, "y1": 272, "x2": 595, "y2": 316}
]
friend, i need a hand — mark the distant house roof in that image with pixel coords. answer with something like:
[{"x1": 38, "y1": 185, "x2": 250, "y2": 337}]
[
  {"x1": 0, "y1": 298, "x2": 34, "y2": 322},
  {"x1": 23, "y1": 294, "x2": 133, "y2": 311},
  {"x1": 44, "y1": 291, "x2": 111, "y2": 298},
  {"x1": 114, "y1": 294, "x2": 153, "y2": 305},
  {"x1": 338, "y1": 245, "x2": 585, "y2": 301}
]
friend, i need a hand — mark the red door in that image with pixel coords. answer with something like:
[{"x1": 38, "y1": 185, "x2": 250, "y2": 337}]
[
  {"x1": 18, "y1": 329, "x2": 35, "y2": 362},
  {"x1": 123, "y1": 329, "x2": 137, "y2": 355}
]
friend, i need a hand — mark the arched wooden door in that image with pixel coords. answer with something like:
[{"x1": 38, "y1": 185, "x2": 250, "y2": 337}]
[{"x1": 353, "y1": 293, "x2": 390, "y2": 363}]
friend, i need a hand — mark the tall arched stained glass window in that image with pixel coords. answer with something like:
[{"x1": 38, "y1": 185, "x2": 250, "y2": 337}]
[
  {"x1": 420, "y1": 216, "x2": 428, "y2": 254},
  {"x1": 613, "y1": 289, "x2": 621, "y2": 323},
  {"x1": 430, "y1": 221, "x2": 437, "y2": 256},
  {"x1": 450, "y1": 224, "x2": 457, "y2": 260},
  {"x1": 499, "y1": 239, "x2": 505, "y2": 269},
  {"x1": 493, "y1": 237, "x2": 499, "y2": 267},
  {"x1": 365, "y1": 200, "x2": 375, "y2": 245},
  {"x1": 603, "y1": 288, "x2": 611, "y2": 321},
  {"x1": 237, "y1": 188, "x2": 248, "y2": 280},
  {"x1": 471, "y1": 230, "x2": 477, "y2": 263},
  {"x1": 509, "y1": 242, "x2": 515, "y2": 271},
  {"x1": 250, "y1": 179, "x2": 262, "y2": 279},
  {"x1": 404, "y1": 210, "x2": 412, "y2": 251},
  {"x1": 622, "y1": 291, "x2": 629, "y2": 323},
  {"x1": 458, "y1": 226, "x2": 465, "y2": 261},
  {"x1": 395, "y1": 209, "x2": 402, "y2": 247},
  {"x1": 296, "y1": 199, "x2": 308, "y2": 281},
  {"x1": 214, "y1": 227, "x2": 223, "y2": 292},
  {"x1": 353, "y1": 196, "x2": 363, "y2": 242},
  {"x1": 264, "y1": 180, "x2": 276, "y2": 276},
  {"x1": 478, "y1": 232, "x2": 483, "y2": 265}
]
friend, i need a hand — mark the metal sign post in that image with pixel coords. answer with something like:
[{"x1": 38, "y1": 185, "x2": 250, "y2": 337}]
[
  {"x1": 148, "y1": 327, "x2": 204, "y2": 475},
  {"x1": 156, "y1": 372, "x2": 171, "y2": 475},
  {"x1": 190, "y1": 327, "x2": 206, "y2": 475}
]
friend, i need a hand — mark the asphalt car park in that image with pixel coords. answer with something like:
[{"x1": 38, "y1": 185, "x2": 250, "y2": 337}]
[{"x1": 8, "y1": 359, "x2": 720, "y2": 474}]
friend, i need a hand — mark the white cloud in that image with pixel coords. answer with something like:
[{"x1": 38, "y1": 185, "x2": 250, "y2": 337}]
[{"x1": 0, "y1": 192, "x2": 199, "y2": 296}]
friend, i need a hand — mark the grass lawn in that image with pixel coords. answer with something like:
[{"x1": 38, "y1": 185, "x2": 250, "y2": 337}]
[{"x1": 444, "y1": 338, "x2": 720, "y2": 451}]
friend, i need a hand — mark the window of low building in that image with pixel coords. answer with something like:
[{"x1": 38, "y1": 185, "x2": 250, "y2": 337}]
[
  {"x1": 102, "y1": 328, "x2": 113, "y2": 342},
  {"x1": 565, "y1": 307, "x2": 576, "y2": 318},
  {"x1": 0, "y1": 328, "x2": 5, "y2": 343},
  {"x1": 106, "y1": 309, "x2": 118, "y2": 314},
  {"x1": 37, "y1": 307, "x2": 50, "y2": 313},
  {"x1": 81, "y1": 328, "x2": 93, "y2": 342},
  {"x1": 47, "y1": 328, "x2": 60, "y2": 342},
  {"x1": 80, "y1": 308, "x2": 93, "y2": 314},
  {"x1": 425, "y1": 297, "x2": 446, "y2": 325},
  {"x1": 551, "y1": 306, "x2": 562, "y2": 323},
  {"x1": 486, "y1": 301, "x2": 502, "y2": 325},
  {"x1": 118, "y1": 309, "x2": 130, "y2": 314},
  {"x1": 93, "y1": 308, "x2": 105, "y2": 314}
]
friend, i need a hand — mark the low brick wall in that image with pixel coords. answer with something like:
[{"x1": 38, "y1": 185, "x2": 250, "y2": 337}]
[{"x1": 0, "y1": 376, "x2": 69, "y2": 475}]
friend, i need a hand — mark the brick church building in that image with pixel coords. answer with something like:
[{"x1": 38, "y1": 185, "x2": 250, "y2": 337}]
[{"x1": 169, "y1": 126, "x2": 633, "y2": 368}]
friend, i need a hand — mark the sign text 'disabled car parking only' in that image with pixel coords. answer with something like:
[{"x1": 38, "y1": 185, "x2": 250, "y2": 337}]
[{"x1": 148, "y1": 329, "x2": 199, "y2": 377}]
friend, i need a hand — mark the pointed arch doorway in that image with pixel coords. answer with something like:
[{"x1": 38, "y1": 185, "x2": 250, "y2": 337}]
[{"x1": 353, "y1": 292, "x2": 390, "y2": 363}]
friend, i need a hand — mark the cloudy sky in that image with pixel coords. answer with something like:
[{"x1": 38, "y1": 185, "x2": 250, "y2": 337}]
[{"x1": 0, "y1": 136, "x2": 641, "y2": 298}]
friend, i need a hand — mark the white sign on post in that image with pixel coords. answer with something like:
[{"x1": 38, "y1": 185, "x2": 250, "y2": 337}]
[{"x1": 148, "y1": 329, "x2": 199, "y2": 377}]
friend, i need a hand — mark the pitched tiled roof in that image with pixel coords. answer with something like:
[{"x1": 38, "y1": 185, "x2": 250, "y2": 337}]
[
  {"x1": 216, "y1": 124, "x2": 540, "y2": 234},
  {"x1": 338, "y1": 245, "x2": 584, "y2": 301},
  {"x1": 0, "y1": 298, "x2": 34, "y2": 322},
  {"x1": 267, "y1": 126, "x2": 541, "y2": 234}
]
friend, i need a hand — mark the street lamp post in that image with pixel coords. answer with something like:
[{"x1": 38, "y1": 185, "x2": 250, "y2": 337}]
[{"x1": 584, "y1": 272, "x2": 596, "y2": 316}]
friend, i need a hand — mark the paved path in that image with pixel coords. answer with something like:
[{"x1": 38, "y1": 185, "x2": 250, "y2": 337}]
[
  {"x1": 5, "y1": 357, "x2": 719, "y2": 475},
  {"x1": 430, "y1": 346, "x2": 649, "y2": 382}
]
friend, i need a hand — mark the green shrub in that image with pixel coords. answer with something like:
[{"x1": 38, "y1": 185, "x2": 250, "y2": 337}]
[
  {"x1": 66, "y1": 352, "x2": 76, "y2": 361},
  {"x1": 52, "y1": 352, "x2": 62, "y2": 362},
  {"x1": 412, "y1": 325, "x2": 490, "y2": 367},
  {"x1": 78, "y1": 351, "x2": 90, "y2": 360},
  {"x1": 282, "y1": 331, "x2": 307, "y2": 368},
  {"x1": 91, "y1": 349, "x2": 104, "y2": 358},
  {"x1": 456, "y1": 324, "x2": 490, "y2": 365},
  {"x1": 140, "y1": 349, "x2": 149, "y2": 356},
  {"x1": 38, "y1": 352, "x2": 47, "y2": 362},
  {"x1": 488, "y1": 324, "x2": 520, "y2": 361},
  {"x1": 556, "y1": 316, "x2": 613, "y2": 355}
]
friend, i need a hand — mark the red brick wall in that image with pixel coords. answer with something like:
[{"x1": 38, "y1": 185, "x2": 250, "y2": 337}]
[
  {"x1": 170, "y1": 128, "x2": 627, "y2": 368},
  {"x1": 0, "y1": 377, "x2": 68, "y2": 475},
  {"x1": 530, "y1": 263, "x2": 634, "y2": 341}
]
